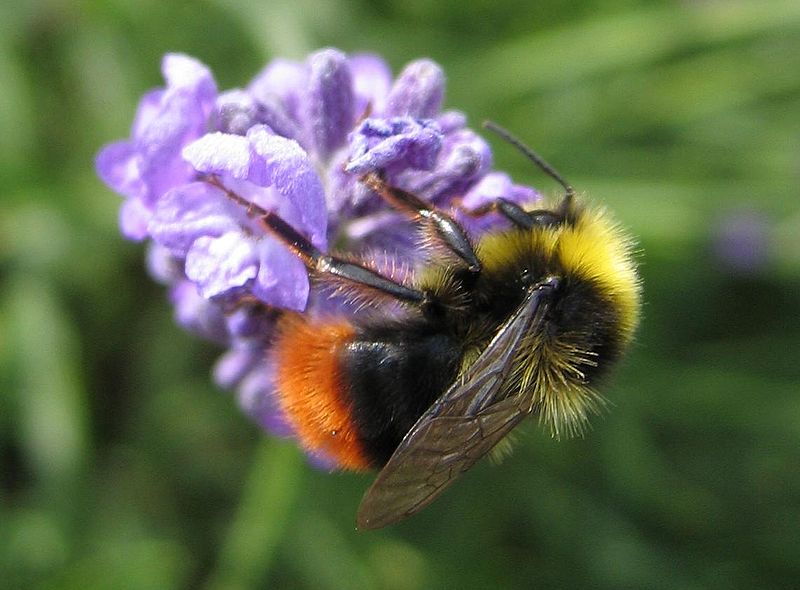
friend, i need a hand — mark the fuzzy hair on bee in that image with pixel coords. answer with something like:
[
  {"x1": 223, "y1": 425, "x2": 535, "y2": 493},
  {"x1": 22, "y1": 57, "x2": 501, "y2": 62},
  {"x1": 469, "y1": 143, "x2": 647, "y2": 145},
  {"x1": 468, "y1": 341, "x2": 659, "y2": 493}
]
[{"x1": 212, "y1": 122, "x2": 641, "y2": 530}]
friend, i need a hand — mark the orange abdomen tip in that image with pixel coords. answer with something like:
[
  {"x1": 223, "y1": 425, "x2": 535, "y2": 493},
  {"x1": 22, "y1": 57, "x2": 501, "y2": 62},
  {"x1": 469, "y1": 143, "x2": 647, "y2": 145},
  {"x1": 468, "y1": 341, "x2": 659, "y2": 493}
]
[{"x1": 273, "y1": 314, "x2": 370, "y2": 471}]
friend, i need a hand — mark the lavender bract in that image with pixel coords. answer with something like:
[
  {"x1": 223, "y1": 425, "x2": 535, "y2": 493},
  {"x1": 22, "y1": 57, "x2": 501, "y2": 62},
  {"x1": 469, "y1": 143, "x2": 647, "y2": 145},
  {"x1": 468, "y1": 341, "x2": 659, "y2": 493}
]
[{"x1": 96, "y1": 48, "x2": 540, "y2": 450}]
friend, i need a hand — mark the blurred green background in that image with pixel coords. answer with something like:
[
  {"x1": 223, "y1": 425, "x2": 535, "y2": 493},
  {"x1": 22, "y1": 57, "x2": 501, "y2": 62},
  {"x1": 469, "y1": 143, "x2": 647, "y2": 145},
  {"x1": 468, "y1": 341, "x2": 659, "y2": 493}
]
[{"x1": 2, "y1": 0, "x2": 799, "y2": 588}]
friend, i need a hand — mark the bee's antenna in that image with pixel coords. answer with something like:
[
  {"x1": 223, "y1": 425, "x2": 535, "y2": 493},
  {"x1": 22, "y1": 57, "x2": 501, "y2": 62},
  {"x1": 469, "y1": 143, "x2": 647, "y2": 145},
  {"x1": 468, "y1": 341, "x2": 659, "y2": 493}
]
[{"x1": 483, "y1": 121, "x2": 574, "y2": 200}]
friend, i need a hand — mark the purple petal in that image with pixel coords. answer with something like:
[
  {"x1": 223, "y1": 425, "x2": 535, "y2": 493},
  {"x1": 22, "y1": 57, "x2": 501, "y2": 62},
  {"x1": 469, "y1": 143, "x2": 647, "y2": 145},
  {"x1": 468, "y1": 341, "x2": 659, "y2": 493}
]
[
  {"x1": 149, "y1": 182, "x2": 240, "y2": 256},
  {"x1": 319, "y1": 149, "x2": 356, "y2": 217},
  {"x1": 248, "y1": 58, "x2": 307, "y2": 124},
  {"x1": 183, "y1": 132, "x2": 255, "y2": 180},
  {"x1": 460, "y1": 171, "x2": 513, "y2": 209},
  {"x1": 507, "y1": 183, "x2": 541, "y2": 207},
  {"x1": 253, "y1": 242, "x2": 310, "y2": 311},
  {"x1": 350, "y1": 53, "x2": 392, "y2": 116},
  {"x1": 344, "y1": 211, "x2": 398, "y2": 240},
  {"x1": 246, "y1": 126, "x2": 328, "y2": 249},
  {"x1": 131, "y1": 89, "x2": 166, "y2": 138},
  {"x1": 161, "y1": 53, "x2": 217, "y2": 111},
  {"x1": 456, "y1": 172, "x2": 542, "y2": 235},
  {"x1": 345, "y1": 117, "x2": 443, "y2": 175},
  {"x1": 436, "y1": 111, "x2": 467, "y2": 133},
  {"x1": 396, "y1": 128, "x2": 491, "y2": 202},
  {"x1": 97, "y1": 55, "x2": 219, "y2": 243},
  {"x1": 385, "y1": 59, "x2": 445, "y2": 118},
  {"x1": 185, "y1": 231, "x2": 260, "y2": 298},
  {"x1": 133, "y1": 55, "x2": 218, "y2": 203},
  {"x1": 460, "y1": 172, "x2": 541, "y2": 210},
  {"x1": 236, "y1": 364, "x2": 294, "y2": 437},
  {"x1": 439, "y1": 129, "x2": 493, "y2": 180},
  {"x1": 96, "y1": 141, "x2": 145, "y2": 200},
  {"x1": 225, "y1": 304, "x2": 277, "y2": 339},
  {"x1": 145, "y1": 243, "x2": 183, "y2": 284},
  {"x1": 169, "y1": 279, "x2": 229, "y2": 343},
  {"x1": 305, "y1": 48, "x2": 355, "y2": 159},
  {"x1": 212, "y1": 90, "x2": 302, "y2": 141},
  {"x1": 250, "y1": 95, "x2": 302, "y2": 141},
  {"x1": 183, "y1": 126, "x2": 328, "y2": 250},
  {"x1": 119, "y1": 196, "x2": 152, "y2": 240},
  {"x1": 212, "y1": 90, "x2": 261, "y2": 135},
  {"x1": 214, "y1": 346, "x2": 262, "y2": 389}
]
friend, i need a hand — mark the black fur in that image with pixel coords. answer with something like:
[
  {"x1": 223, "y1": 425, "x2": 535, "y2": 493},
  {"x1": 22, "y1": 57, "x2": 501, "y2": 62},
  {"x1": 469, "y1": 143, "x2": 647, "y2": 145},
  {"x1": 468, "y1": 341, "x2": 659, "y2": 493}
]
[{"x1": 340, "y1": 323, "x2": 462, "y2": 466}]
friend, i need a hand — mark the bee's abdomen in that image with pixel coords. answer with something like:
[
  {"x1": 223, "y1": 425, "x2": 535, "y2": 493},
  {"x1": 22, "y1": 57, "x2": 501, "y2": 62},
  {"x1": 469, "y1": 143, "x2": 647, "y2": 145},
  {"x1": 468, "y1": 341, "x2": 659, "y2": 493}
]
[
  {"x1": 341, "y1": 326, "x2": 462, "y2": 467},
  {"x1": 273, "y1": 315, "x2": 461, "y2": 470},
  {"x1": 273, "y1": 315, "x2": 372, "y2": 470}
]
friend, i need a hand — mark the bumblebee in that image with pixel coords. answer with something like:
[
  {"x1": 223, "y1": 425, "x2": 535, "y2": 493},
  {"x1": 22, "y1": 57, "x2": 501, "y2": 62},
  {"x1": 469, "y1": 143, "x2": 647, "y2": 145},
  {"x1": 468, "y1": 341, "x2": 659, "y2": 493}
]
[{"x1": 213, "y1": 122, "x2": 641, "y2": 529}]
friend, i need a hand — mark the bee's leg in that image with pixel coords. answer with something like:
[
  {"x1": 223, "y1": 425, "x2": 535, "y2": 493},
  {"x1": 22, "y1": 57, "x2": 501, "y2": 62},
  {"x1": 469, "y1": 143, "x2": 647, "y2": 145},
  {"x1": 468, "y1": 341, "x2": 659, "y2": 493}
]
[
  {"x1": 206, "y1": 176, "x2": 426, "y2": 305},
  {"x1": 361, "y1": 172, "x2": 481, "y2": 275},
  {"x1": 260, "y1": 212, "x2": 425, "y2": 304},
  {"x1": 456, "y1": 198, "x2": 569, "y2": 229},
  {"x1": 457, "y1": 198, "x2": 536, "y2": 229}
]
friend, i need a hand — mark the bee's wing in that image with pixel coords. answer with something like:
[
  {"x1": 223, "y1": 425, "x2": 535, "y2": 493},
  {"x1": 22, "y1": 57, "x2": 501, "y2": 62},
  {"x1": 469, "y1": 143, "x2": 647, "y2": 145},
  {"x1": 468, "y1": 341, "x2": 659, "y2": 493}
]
[{"x1": 356, "y1": 284, "x2": 554, "y2": 530}]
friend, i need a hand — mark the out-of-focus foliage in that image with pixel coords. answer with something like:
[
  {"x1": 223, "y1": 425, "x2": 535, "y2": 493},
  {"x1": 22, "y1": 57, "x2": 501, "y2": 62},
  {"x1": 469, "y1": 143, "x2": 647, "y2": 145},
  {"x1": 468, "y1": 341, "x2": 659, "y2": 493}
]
[{"x1": 1, "y1": 1, "x2": 798, "y2": 588}]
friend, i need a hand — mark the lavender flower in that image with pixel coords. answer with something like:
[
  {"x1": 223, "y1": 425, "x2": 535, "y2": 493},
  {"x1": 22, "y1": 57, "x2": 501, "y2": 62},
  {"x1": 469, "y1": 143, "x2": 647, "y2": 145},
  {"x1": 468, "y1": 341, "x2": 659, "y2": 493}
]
[{"x1": 96, "y1": 48, "x2": 540, "y2": 448}]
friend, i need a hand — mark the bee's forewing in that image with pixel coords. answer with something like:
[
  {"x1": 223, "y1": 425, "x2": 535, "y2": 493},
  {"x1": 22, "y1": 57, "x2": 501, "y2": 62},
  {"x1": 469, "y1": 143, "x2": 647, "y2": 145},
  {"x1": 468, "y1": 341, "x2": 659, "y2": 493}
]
[{"x1": 356, "y1": 285, "x2": 553, "y2": 530}]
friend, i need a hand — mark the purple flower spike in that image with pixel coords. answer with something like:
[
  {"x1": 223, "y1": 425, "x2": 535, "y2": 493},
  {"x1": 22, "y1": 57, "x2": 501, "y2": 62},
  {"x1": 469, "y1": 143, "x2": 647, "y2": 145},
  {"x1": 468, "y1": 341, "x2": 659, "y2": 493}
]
[{"x1": 96, "y1": 48, "x2": 546, "y2": 457}]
